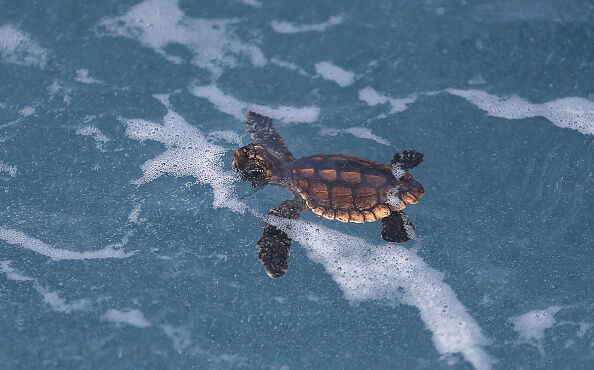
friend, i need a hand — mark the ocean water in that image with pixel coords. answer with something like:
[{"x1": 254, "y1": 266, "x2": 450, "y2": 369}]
[{"x1": 0, "y1": 0, "x2": 592, "y2": 369}]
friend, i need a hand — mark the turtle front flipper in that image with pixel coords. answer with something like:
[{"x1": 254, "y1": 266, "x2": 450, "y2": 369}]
[
  {"x1": 391, "y1": 150, "x2": 424, "y2": 171},
  {"x1": 258, "y1": 198, "x2": 304, "y2": 278},
  {"x1": 246, "y1": 112, "x2": 294, "y2": 162},
  {"x1": 381, "y1": 211, "x2": 415, "y2": 243}
]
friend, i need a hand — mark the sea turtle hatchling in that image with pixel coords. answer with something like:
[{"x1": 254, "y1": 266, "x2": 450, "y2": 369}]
[{"x1": 233, "y1": 112, "x2": 425, "y2": 278}]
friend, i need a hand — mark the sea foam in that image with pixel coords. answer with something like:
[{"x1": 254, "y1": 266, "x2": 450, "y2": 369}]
[
  {"x1": 359, "y1": 86, "x2": 418, "y2": 114},
  {"x1": 103, "y1": 308, "x2": 151, "y2": 328},
  {"x1": 315, "y1": 61, "x2": 355, "y2": 87},
  {"x1": 0, "y1": 161, "x2": 17, "y2": 177},
  {"x1": 509, "y1": 305, "x2": 562, "y2": 354},
  {"x1": 1, "y1": 261, "x2": 91, "y2": 313},
  {"x1": 0, "y1": 228, "x2": 135, "y2": 260},
  {"x1": 76, "y1": 126, "x2": 110, "y2": 152},
  {"x1": 122, "y1": 94, "x2": 247, "y2": 213},
  {"x1": 269, "y1": 216, "x2": 494, "y2": 370},
  {"x1": 0, "y1": 24, "x2": 48, "y2": 68},
  {"x1": 270, "y1": 15, "x2": 344, "y2": 34},
  {"x1": 190, "y1": 84, "x2": 319, "y2": 123},
  {"x1": 75, "y1": 69, "x2": 104, "y2": 84},
  {"x1": 447, "y1": 89, "x2": 594, "y2": 135},
  {"x1": 320, "y1": 127, "x2": 391, "y2": 146},
  {"x1": 99, "y1": 0, "x2": 266, "y2": 77}
]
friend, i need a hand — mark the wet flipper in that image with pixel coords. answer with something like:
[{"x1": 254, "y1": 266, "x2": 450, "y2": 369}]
[
  {"x1": 391, "y1": 150, "x2": 424, "y2": 171},
  {"x1": 257, "y1": 198, "x2": 304, "y2": 278},
  {"x1": 258, "y1": 225, "x2": 291, "y2": 278},
  {"x1": 246, "y1": 112, "x2": 294, "y2": 162},
  {"x1": 381, "y1": 211, "x2": 415, "y2": 243}
]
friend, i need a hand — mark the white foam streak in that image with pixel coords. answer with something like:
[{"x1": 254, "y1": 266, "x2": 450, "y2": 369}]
[
  {"x1": 0, "y1": 228, "x2": 136, "y2": 260},
  {"x1": 320, "y1": 127, "x2": 391, "y2": 146},
  {"x1": 103, "y1": 308, "x2": 151, "y2": 328},
  {"x1": 271, "y1": 15, "x2": 344, "y2": 34},
  {"x1": 190, "y1": 84, "x2": 320, "y2": 124},
  {"x1": 269, "y1": 217, "x2": 494, "y2": 370},
  {"x1": 0, "y1": 24, "x2": 48, "y2": 68},
  {"x1": 99, "y1": 0, "x2": 266, "y2": 77},
  {"x1": 76, "y1": 126, "x2": 110, "y2": 151},
  {"x1": 250, "y1": 104, "x2": 320, "y2": 124},
  {"x1": 359, "y1": 87, "x2": 418, "y2": 114},
  {"x1": 270, "y1": 58, "x2": 310, "y2": 76},
  {"x1": 38, "y1": 287, "x2": 91, "y2": 313},
  {"x1": 75, "y1": 69, "x2": 104, "y2": 84},
  {"x1": 123, "y1": 94, "x2": 246, "y2": 213},
  {"x1": 128, "y1": 203, "x2": 143, "y2": 224},
  {"x1": 315, "y1": 61, "x2": 355, "y2": 87},
  {"x1": 447, "y1": 89, "x2": 594, "y2": 135},
  {"x1": 190, "y1": 84, "x2": 245, "y2": 120},
  {"x1": 0, "y1": 260, "x2": 34, "y2": 281},
  {"x1": 1, "y1": 261, "x2": 91, "y2": 313}
]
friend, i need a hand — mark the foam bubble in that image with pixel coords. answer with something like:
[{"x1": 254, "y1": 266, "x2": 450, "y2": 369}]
[
  {"x1": 190, "y1": 84, "x2": 320, "y2": 123},
  {"x1": 268, "y1": 216, "x2": 494, "y2": 370},
  {"x1": 0, "y1": 227, "x2": 136, "y2": 260},
  {"x1": 447, "y1": 89, "x2": 594, "y2": 136},
  {"x1": 320, "y1": 127, "x2": 391, "y2": 146},
  {"x1": 122, "y1": 93, "x2": 247, "y2": 213},
  {"x1": 103, "y1": 308, "x2": 151, "y2": 328},
  {"x1": 510, "y1": 305, "x2": 562, "y2": 353},
  {"x1": 0, "y1": 161, "x2": 17, "y2": 177},
  {"x1": 75, "y1": 69, "x2": 104, "y2": 84},
  {"x1": 270, "y1": 15, "x2": 344, "y2": 34},
  {"x1": 0, "y1": 24, "x2": 48, "y2": 68},
  {"x1": 359, "y1": 86, "x2": 418, "y2": 114},
  {"x1": 76, "y1": 126, "x2": 110, "y2": 152},
  {"x1": 315, "y1": 61, "x2": 355, "y2": 87},
  {"x1": 99, "y1": 0, "x2": 266, "y2": 77}
]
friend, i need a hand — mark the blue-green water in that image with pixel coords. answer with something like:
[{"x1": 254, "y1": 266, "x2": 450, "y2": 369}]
[{"x1": 1, "y1": 0, "x2": 592, "y2": 369}]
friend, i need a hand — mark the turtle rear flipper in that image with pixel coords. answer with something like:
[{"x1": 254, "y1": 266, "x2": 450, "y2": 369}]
[
  {"x1": 257, "y1": 198, "x2": 304, "y2": 278},
  {"x1": 258, "y1": 225, "x2": 291, "y2": 278},
  {"x1": 246, "y1": 112, "x2": 294, "y2": 162},
  {"x1": 381, "y1": 211, "x2": 415, "y2": 243},
  {"x1": 391, "y1": 150, "x2": 423, "y2": 171}
]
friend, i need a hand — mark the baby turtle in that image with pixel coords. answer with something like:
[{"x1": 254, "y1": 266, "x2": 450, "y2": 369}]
[{"x1": 233, "y1": 112, "x2": 424, "y2": 278}]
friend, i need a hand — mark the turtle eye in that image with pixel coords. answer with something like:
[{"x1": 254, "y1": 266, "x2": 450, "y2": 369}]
[{"x1": 241, "y1": 147, "x2": 248, "y2": 154}]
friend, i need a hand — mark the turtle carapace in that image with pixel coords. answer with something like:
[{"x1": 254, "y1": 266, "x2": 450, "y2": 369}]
[{"x1": 233, "y1": 112, "x2": 424, "y2": 278}]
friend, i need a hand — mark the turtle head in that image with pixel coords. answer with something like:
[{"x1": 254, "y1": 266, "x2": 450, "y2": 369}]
[{"x1": 233, "y1": 143, "x2": 280, "y2": 188}]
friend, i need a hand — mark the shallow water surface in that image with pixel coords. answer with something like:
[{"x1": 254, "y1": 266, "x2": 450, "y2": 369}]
[{"x1": 0, "y1": 0, "x2": 592, "y2": 369}]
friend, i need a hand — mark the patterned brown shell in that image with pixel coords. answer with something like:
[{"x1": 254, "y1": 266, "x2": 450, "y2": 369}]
[{"x1": 288, "y1": 154, "x2": 424, "y2": 223}]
